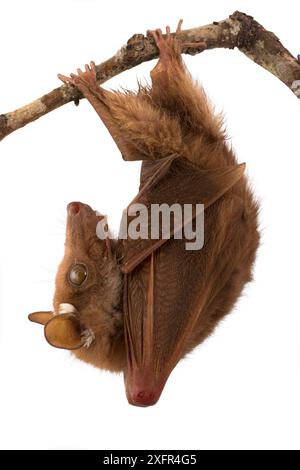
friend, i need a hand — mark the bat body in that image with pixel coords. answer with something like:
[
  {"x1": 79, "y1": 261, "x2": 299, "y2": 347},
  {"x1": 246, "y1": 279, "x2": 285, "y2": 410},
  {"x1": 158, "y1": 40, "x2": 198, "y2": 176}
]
[{"x1": 29, "y1": 23, "x2": 259, "y2": 406}]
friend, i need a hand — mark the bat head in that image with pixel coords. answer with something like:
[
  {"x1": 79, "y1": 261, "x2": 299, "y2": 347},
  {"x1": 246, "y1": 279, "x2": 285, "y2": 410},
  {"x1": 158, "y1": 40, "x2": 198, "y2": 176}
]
[
  {"x1": 53, "y1": 201, "x2": 121, "y2": 322},
  {"x1": 28, "y1": 202, "x2": 124, "y2": 368}
]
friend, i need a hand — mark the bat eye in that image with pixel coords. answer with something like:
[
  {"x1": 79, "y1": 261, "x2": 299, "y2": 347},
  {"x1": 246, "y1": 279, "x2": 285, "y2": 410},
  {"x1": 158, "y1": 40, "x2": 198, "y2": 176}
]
[{"x1": 69, "y1": 264, "x2": 88, "y2": 286}]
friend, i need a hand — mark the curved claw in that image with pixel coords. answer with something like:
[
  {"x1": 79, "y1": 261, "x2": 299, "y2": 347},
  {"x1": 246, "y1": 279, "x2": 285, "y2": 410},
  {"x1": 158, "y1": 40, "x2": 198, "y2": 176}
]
[
  {"x1": 149, "y1": 20, "x2": 184, "y2": 53},
  {"x1": 149, "y1": 19, "x2": 206, "y2": 53},
  {"x1": 175, "y1": 19, "x2": 183, "y2": 36},
  {"x1": 149, "y1": 27, "x2": 168, "y2": 54},
  {"x1": 58, "y1": 60, "x2": 97, "y2": 85},
  {"x1": 57, "y1": 73, "x2": 75, "y2": 85},
  {"x1": 151, "y1": 28, "x2": 162, "y2": 44}
]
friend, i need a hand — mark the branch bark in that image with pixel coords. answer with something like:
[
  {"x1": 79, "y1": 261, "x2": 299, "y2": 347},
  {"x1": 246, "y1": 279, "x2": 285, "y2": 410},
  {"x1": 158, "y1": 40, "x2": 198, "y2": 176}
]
[{"x1": 1, "y1": 11, "x2": 299, "y2": 141}]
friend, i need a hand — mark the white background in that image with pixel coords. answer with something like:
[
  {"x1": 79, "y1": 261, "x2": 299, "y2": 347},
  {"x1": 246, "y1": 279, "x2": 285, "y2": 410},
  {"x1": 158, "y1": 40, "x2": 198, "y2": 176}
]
[{"x1": 0, "y1": 0, "x2": 299, "y2": 450}]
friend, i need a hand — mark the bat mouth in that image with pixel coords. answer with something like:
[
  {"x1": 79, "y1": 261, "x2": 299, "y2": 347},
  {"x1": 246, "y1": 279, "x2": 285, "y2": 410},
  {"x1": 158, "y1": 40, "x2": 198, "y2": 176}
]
[{"x1": 124, "y1": 366, "x2": 168, "y2": 407}]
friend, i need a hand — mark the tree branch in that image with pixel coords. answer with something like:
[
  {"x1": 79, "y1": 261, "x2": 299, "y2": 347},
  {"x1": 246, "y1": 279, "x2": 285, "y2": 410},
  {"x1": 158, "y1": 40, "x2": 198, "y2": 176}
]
[{"x1": 1, "y1": 11, "x2": 299, "y2": 141}]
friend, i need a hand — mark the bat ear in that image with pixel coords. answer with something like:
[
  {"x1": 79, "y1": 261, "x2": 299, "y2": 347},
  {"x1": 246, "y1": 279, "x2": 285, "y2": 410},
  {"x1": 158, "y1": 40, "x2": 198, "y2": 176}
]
[
  {"x1": 44, "y1": 313, "x2": 84, "y2": 350},
  {"x1": 28, "y1": 311, "x2": 54, "y2": 325}
]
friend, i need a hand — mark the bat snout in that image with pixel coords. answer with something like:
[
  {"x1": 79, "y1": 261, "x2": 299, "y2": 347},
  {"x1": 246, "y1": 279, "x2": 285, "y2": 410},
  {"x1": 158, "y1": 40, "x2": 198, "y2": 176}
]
[
  {"x1": 67, "y1": 201, "x2": 104, "y2": 221},
  {"x1": 67, "y1": 201, "x2": 81, "y2": 215}
]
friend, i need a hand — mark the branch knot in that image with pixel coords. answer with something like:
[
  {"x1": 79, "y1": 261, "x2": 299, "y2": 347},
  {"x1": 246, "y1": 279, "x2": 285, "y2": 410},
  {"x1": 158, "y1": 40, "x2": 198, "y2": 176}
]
[
  {"x1": 125, "y1": 34, "x2": 156, "y2": 64},
  {"x1": 230, "y1": 11, "x2": 260, "y2": 50}
]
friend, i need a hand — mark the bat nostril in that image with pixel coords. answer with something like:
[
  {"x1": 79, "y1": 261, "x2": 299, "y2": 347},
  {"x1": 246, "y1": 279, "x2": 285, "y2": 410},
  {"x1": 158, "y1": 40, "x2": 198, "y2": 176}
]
[{"x1": 67, "y1": 201, "x2": 81, "y2": 215}]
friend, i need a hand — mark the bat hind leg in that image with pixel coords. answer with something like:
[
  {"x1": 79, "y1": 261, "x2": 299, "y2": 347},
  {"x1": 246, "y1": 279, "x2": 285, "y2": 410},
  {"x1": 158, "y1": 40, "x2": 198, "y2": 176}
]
[
  {"x1": 149, "y1": 20, "x2": 206, "y2": 79},
  {"x1": 149, "y1": 21, "x2": 182, "y2": 78},
  {"x1": 58, "y1": 61, "x2": 101, "y2": 96}
]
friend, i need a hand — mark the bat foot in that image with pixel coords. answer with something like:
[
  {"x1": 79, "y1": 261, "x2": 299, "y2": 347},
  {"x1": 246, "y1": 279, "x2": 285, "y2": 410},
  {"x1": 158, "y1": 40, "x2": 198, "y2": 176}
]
[
  {"x1": 148, "y1": 22, "x2": 180, "y2": 62},
  {"x1": 148, "y1": 19, "x2": 206, "y2": 61},
  {"x1": 57, "y1": 61, "x2": 98, "y2": 92}
]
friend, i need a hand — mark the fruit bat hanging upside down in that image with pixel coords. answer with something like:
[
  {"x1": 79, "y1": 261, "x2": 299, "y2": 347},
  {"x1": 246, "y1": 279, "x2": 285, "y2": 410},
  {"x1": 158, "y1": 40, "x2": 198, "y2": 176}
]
[{"x1": 28, "y1": 21, "x2": 259, "y2": 407}]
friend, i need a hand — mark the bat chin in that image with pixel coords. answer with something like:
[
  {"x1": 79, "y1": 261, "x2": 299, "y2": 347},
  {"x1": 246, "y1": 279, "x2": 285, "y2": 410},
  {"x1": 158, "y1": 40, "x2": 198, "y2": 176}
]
[{"x1": 124, "y1": 366, "x2": 168, "y2": 407}]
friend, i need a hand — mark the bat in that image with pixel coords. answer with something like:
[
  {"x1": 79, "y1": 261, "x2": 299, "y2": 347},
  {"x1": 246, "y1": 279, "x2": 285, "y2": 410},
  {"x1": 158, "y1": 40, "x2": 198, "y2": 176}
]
[{"x1": 28, "y1": 21, "x2": 259, "y2": 406}]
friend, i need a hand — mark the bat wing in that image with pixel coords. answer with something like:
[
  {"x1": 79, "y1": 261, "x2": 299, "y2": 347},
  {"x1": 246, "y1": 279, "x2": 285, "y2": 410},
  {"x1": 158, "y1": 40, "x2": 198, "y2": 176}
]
[{"x1": 119, "y1": 156, "x2": 245, "y2": 406}]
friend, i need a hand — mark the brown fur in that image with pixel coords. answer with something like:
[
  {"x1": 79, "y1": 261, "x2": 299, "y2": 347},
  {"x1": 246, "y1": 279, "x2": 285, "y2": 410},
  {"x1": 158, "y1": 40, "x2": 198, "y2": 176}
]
[
  {"x1": 30, "y1": 23, "x2": 260, "y2": 405},
  {"x1": 53, "y1": 203, "x2": 125, "y2": 372}
]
